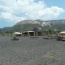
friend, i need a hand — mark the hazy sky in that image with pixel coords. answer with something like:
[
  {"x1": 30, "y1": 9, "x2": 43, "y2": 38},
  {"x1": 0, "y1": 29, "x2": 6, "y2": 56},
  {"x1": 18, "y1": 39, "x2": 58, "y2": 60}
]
[{"x1": 0, "y1": 0, "x2": 65, "y2": 27}]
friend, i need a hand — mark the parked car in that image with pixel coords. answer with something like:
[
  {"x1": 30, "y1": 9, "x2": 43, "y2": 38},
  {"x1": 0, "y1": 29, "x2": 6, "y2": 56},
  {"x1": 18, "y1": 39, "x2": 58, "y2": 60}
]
[{"x1": 57, "y1": 31, "x2": 65, "y2": 41}]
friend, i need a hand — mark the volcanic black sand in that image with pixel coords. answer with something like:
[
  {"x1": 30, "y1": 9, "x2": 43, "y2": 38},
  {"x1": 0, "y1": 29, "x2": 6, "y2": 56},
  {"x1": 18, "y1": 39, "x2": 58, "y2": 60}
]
[{"x1": 0, "y1": 35, "x2": 65, "y2": 65}]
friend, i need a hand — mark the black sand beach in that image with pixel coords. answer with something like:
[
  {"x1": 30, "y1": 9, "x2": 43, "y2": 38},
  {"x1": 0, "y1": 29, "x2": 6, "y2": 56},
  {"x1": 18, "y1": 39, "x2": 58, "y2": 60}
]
[{"x1": 0, "y1": 36, "x2": 65, "y2": 65}]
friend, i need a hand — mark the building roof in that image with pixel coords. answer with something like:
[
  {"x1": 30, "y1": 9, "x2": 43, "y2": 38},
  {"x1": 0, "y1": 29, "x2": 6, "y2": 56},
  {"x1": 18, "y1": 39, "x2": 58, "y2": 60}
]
[
  {"x1": 13, "y1": 32, "x2": 22, "y2": 34},
  {"x1": 27, "y1": 31, "x2": 35, "y2": 32},
  {"x1": 23, "y1": 31, "x2": 35, "y2": 32},
  {"x1": 58, "y1": 31, "x2": 65, "y2": 35},
  {"x1": 59, "y1": 31, "x2": 65, "y2": 34}
]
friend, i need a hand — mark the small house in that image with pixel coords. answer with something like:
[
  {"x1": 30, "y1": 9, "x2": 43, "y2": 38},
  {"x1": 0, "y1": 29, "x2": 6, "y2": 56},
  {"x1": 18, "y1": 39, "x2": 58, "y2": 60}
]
[
  {"x1": 23, "y1": 31, "x2": 35, "y2": 36},
  {"x1": 13, "y1": 32, "x2": 22, "y2": 36}
]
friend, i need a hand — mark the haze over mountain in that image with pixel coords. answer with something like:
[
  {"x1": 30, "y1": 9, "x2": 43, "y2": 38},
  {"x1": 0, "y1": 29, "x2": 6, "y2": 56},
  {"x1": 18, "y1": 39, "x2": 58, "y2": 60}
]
[
  {"x1": 0, "y1": 19, "x2": 65, "y2": 32},
  {"x1": 16, "y1": 20, "x2": 41, "y2": 25}
]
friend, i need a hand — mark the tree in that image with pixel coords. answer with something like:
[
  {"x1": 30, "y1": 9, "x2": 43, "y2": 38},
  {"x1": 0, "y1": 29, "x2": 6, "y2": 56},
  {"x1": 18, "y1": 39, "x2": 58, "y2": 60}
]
[{"x1": 33, "y1": 27, "x2": 42, "y2": 36}]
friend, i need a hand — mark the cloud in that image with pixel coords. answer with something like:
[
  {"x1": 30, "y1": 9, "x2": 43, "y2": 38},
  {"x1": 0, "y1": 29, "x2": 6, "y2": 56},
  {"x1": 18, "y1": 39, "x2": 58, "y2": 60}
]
[
  {"x1": 0, "y1": 0, "x2": 65, "y2": 23},
  {"x1": 0, "y1": 12, "x2": 27, "y2": 22},
  {"x1": 0, "y1": 5, "x2": 13, "y2": 13}
]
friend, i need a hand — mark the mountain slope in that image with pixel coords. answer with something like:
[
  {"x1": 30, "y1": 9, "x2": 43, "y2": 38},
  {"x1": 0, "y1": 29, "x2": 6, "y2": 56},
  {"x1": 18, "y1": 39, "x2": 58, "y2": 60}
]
[
  {"x1": 1, "y1": 19, "x2": 65, "y2": 32},
  {"x1": 12, "y1": 23, "x2": 42, "y2": 32}
]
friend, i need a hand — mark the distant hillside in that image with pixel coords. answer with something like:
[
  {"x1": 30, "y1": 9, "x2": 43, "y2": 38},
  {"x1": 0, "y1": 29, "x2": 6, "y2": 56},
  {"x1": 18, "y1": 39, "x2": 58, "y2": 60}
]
[
  {"x1": 48, "y1": 20, "x2": 65, "y2": 30},
  {"x1": 0, "y1": 27, "x2": 12, "y2": 32},
  {"x1": 1, "y1": 19, "x2": 65, "y2": 32},
  {"x1": 11, "y1": 20, "x2": 42, "y2": 32}
]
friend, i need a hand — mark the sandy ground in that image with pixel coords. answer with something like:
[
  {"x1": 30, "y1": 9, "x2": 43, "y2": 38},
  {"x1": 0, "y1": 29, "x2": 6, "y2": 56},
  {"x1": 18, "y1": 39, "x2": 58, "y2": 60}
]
[{"x1": 0, "y1": 35, "x2": 65, "y2": 65}]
